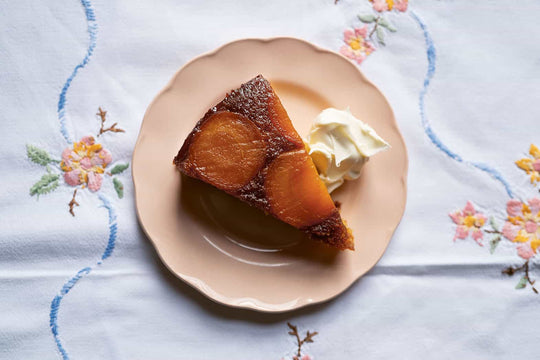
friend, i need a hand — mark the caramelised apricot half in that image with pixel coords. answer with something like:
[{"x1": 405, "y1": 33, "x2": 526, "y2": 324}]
[
  {"x1": 174, "y1": 75, "x2": 354, "y2": 250},
  {"x1": 265, "y1": 150, "x2": 335, "y2": 228},
  {"x1": 183, "y1": 111, "x2": 266, "y2": 191}
]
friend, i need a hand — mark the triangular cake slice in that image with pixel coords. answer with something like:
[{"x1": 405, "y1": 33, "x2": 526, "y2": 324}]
[{"x1": 174, "y1": 75, "x2": 354, "y2": 250}]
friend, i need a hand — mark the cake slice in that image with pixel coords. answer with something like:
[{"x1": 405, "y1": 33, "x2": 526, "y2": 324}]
[{"x1": 174, "y1": 75, "x2": 354, "y2": 250}]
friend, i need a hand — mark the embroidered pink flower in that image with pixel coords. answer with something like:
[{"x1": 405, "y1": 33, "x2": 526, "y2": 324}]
[
  {"x1": 60, "y1": 136, "x2": 112, "y2": 192},
  {"x1": 370, "y1": 0, "x2": 408, "y2": 12},
  {"x1": 449, "y1": 201, "x2": 487, "y2": 245},
  {"x1": 502, "y1": 198, "x2": 540, "y2": 259},
  {"x1": 340, "y1": 26, "x2": 375, "y2": 64},
  {"x1": 515, "y1": 144, "x2": 540, "y2": 184},
  {"x1": 517, "y1": 244, "x2": 535, "y2": 260}
]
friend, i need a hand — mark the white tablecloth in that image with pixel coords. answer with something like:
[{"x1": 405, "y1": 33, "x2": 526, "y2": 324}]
[{"x1": 2, "y1": 0, "x2": 540, "y2": 359}]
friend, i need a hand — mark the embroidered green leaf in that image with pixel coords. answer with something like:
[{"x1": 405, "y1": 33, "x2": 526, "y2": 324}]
[
  {"x1": 376, "y1": 27, "x2": 385, "y2": 45},
  {"x1": 358, "y1": 14, "x2": 377, "y2": 23},
  {"x1": 30, "y1": 173, "x2": 60, "y2": 197},
  {"x1": 516, "y1": 276, "x2": 528, "y2": 289},
  {"x1": 26, "y1": 145, "x2": 56, "y2": 166},
  {"x1": 490, "y1": 216, "x2": 500, "y2": 232},
  {"x1": 110, "y1": 163, "x2": 129, "y2": 175},
  {"x1": 113, "y1": 177, "x2": 124, "y2": 199},
  {"x1": 489, "y1": 236, "x2": 501, "y2": 254},
  {"x1": 378, "y1": 17, "x2": 397, "y2": 32}
]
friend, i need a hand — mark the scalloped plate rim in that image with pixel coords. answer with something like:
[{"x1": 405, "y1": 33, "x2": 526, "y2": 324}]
[{"x1": 132, "y1": 36, "x2": 408, "y2": 313}]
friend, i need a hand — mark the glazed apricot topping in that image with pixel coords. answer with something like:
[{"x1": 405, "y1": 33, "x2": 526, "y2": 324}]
[
  {"x1": 265, "y1": 150, "x2": 336, "y2": 228},
  {"x1": 187, "y1": 111, "x2": 265, "y2": 191}
]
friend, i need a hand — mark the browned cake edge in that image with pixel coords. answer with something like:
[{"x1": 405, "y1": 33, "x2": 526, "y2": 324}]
[{"x1": 302, "y1": 210, "x2": 354, "y2": 250}]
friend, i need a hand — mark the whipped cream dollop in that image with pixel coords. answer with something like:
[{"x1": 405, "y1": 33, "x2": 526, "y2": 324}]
[{"x1": 306, "y1": 108, "x2": 390, "y2": 193}]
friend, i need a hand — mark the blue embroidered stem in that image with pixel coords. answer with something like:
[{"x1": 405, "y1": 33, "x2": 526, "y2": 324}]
[
  {"x1": 98, "y1": 193, "x2": 118, "y2": 261},
  {"x1": 49, "y1": 1, "x2": 123, "y2": 358},
  {"x1": 49, "y1": 194, "x2": 118, "y2": 359},
  {"x1": 57, "y1": 0, "x2": 98, "y2": 144},
  {"x1": 410, "y1": 11, "x2": 515, "y2": 199},
  {"x1": 50, "y1": 267, "x2": 92, "y2": 360}
]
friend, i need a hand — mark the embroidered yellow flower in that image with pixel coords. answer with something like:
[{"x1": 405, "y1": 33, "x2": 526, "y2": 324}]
[
  {"x1": 516, "y1": 144, "x2": 540, "y2": 184},
  {"x1": 60, "y1": 136, "x2": 112, "y2": 191},
  {"x1": 503, "y1": 198, "x2": 540, "y2": 259},
  {"x1": 449, "y1": 201, "x2": 487, "y2": 245},
  {"x1": 339, "y1": 26, "x2": 376, "y2": 64},
  {"x1": 370, "y1": 0, "x2": 408, "y2": 12}
]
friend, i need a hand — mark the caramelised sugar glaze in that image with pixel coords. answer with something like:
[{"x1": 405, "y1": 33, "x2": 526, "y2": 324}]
[{"x1": 174, "y1": 75, "x2": 353, "y2": 250}]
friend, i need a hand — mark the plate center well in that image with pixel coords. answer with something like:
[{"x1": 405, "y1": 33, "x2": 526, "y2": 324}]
[{"x1": 180, "y1": 175, "x2": 305, "y2": 253}]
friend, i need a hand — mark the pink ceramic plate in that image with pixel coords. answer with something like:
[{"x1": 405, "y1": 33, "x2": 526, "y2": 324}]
[{"x1": 133, "y1": 37, "x2": 408, "y2": 312}]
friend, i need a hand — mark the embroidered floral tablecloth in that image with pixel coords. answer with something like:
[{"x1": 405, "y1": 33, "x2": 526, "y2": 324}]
[{"x1": 2, "y1": 0, "x2": 540, "y2": 359}]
